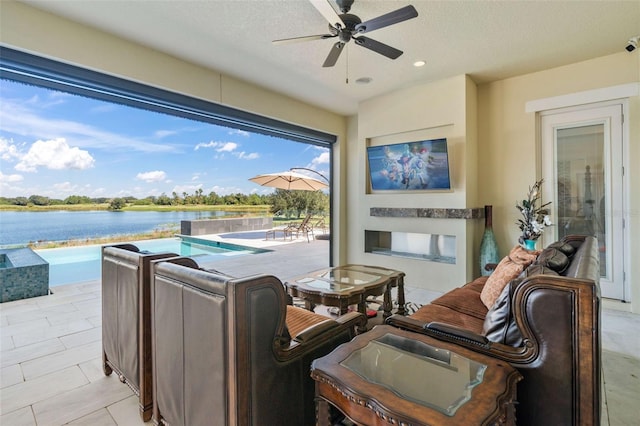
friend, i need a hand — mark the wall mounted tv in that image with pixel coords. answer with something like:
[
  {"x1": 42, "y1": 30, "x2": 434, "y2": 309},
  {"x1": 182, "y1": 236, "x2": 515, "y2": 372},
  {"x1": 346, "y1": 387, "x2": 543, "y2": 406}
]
[{"x1": 367, "y1": 138, "x2": 451, "y2": 191}]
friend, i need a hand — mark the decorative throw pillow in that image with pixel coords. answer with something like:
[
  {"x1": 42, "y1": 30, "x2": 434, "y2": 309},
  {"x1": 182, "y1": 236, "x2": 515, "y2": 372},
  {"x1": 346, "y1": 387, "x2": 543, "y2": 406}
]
[
  {"x1": 480, "y1": 245, "x2": 539, "y2": 309},
  {"x1": 483, "y1": 279, "x2": 524, "y2": 346},
  {"x1": 546, "y1": 241, "x2": 576, "y2": 257},
  {"x1": 534, "y1": 248, "x2": 570, "y2": 273}
]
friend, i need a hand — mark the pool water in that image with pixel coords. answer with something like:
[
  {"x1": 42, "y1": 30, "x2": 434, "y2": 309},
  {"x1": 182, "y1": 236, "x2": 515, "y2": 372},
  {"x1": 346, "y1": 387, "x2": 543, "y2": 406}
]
[{"x1": 36, "y1": 236, "x2": 266, "y2": 287}]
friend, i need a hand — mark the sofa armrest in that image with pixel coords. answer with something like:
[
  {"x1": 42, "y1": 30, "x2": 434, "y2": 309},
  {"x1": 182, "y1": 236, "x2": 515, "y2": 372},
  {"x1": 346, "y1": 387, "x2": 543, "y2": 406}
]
[
  {"x1": 293, "y1": 320, "x2": 340, "y2": 343},
  {"x1": 293, "y1": 312, "x2": 365, "y2": 343},
  {"x1": 334, "y1": 311, "x2": 367, "y2": 334},
  {"x1": 425, "y1": 322, "x2": 489, "y2": 347}
]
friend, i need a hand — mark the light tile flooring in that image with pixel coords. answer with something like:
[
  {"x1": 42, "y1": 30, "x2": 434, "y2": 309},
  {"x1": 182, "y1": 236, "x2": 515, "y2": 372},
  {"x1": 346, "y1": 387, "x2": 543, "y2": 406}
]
[{"x1": 1, "y1": 238, "x2": 639, "y2": 425}]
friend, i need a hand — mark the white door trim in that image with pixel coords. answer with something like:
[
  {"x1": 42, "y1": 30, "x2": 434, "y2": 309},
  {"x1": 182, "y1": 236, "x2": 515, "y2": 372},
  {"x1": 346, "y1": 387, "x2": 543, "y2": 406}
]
[
  {"x1": 525, "y1": 83, "x2": 639, "y2": 113},
  {"x1": 540, "y1": 102, "x2": 629, "y2": 301}
]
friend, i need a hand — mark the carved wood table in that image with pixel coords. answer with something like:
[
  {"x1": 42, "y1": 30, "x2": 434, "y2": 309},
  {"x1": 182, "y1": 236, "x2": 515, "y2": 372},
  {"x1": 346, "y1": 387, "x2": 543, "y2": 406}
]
[
  {"x1": 311, "y1": 325, "x2": 522, "y2": 426},
  {"x1": 286, "y1": 264, "x2": 405, "y2": 333}
]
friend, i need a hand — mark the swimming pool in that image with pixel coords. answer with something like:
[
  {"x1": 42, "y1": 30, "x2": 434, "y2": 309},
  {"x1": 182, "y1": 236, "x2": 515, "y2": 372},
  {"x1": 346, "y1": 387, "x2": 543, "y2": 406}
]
[{"x1": 36, "y1": 236, "x2": 268, "y2": 287}]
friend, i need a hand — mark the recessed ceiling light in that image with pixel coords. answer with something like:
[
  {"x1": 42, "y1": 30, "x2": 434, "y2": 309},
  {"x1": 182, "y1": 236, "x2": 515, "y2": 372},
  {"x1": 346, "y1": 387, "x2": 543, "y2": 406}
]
[
  {"x1": 413, "y1": 60, "x2": 426, "y2": 67},
  {"x1": 355, "y1": 77, "x2": 372, "y2": 84}
]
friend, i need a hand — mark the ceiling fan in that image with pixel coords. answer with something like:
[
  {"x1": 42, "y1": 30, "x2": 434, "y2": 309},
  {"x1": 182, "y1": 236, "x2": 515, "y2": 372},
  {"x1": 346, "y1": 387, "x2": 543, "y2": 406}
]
[{"x1": 273, "y1": 0, "x2": 418, "y2": 67}]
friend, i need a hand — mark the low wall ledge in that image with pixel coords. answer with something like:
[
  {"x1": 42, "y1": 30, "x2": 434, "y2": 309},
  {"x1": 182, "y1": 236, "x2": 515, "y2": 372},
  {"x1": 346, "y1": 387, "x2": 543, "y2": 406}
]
[{"x1": 370, "y1": 207, "x2": 484, "y2": 219}]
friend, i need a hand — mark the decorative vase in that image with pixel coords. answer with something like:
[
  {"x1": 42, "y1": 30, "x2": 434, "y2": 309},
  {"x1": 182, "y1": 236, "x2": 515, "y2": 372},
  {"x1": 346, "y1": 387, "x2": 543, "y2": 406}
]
[
  {"x1": 479, "y1": 205, "x2": 499, "y2": 276},
  {"x1": 524, "y1": 239, "x2": 537, "y2": 251}
]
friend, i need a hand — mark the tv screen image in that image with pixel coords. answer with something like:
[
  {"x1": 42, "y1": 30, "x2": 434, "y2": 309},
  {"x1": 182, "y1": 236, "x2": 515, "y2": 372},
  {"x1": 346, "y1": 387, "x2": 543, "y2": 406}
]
[{"x1": 367, "y1": 138, "x2": 451, "y2": 191}]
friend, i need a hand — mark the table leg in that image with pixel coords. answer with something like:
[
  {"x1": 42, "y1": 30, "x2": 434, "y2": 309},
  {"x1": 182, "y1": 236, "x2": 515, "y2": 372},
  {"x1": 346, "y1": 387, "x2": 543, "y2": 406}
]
[
  {"x1": 305, "y1": 300, "x2": 316, "y2": 312},
  {"x1": 356, "y1": 301, "x2": 369, "y2": 333},
  {"x1": 382, "y1": 286, "x2": 393, "y2": 318},
  {"x1": 396, "y1": 276, "x2": 406, "y2": 316},
  {"x1": 315, "y1": 396, "x2": 332, "y2": 426}
]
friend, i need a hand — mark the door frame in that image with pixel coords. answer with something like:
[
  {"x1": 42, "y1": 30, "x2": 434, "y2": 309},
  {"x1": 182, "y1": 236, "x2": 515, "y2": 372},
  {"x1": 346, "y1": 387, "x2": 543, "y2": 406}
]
[{"x1": 539, "y1": 100, "x2": 629, "y2": 301}]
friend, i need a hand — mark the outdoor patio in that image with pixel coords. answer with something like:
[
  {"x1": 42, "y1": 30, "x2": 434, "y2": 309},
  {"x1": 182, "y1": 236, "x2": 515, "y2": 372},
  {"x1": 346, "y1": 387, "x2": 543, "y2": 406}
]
[{"x1": 1, "y1": 236, "x2": 639, "y2": 425}]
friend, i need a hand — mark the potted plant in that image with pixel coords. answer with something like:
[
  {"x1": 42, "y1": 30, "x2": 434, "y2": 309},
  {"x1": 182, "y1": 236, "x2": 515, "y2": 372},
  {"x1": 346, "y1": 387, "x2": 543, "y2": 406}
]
[{"x1": 516, "y1": 179, "x2": 552, "y2": 250}]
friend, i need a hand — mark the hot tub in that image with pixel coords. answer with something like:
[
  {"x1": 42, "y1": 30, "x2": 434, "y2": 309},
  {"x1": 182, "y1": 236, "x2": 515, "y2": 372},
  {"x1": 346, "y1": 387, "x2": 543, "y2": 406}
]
[{"x1": 0, "y1": 248, "x2": 49, "y2": 302}]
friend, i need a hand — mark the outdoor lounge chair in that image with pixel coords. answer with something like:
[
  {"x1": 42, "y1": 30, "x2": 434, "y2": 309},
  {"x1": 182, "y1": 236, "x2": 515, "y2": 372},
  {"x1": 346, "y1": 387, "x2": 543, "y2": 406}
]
[{"x1": 284, "y1": 214, "x2": 314, "y2": 242}]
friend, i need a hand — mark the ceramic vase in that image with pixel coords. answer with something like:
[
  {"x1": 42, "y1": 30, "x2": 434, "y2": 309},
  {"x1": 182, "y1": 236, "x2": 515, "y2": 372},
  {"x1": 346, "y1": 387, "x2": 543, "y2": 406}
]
[
  {"x1": 479, "y1": 205, "x2": 499, "y2": 276},
  {"x1": 524, "y1": 239, "x2": 537, "y2": 251}
]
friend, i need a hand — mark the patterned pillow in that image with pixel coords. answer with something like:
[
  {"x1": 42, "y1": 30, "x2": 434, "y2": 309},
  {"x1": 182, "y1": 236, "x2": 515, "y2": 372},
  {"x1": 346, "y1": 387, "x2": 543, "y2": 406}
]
[{"x1": 480, "y1": 245, "x2": 540, "y2": 309}]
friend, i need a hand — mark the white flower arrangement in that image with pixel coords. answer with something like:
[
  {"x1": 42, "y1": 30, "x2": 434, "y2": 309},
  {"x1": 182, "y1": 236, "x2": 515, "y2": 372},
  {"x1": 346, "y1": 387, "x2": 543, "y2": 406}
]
[{"x1": 516, "y1": 179, "x2": 552, "y2": 244}]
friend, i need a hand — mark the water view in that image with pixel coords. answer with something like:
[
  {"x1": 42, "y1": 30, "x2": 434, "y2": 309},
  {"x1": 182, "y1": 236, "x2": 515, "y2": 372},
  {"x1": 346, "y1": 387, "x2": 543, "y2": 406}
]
[
  {"x1": 0, "y1": 210, "x2": 243, "y2": 247},
  {"x1": 38, "y1": 236, "x2": 267, "y2": 287}
]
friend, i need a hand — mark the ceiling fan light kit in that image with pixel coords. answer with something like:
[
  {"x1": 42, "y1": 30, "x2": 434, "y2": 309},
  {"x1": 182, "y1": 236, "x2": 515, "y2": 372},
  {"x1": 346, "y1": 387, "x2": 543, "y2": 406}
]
[{"x1": 274, "y1": 0, "x2": 418, "y2": 68}]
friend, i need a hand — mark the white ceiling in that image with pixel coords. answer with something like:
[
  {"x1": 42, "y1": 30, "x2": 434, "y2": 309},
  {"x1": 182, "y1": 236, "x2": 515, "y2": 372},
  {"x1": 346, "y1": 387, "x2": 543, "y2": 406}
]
[{"x1": 20, "y1": 0, "x2": 640, "y2": 116}]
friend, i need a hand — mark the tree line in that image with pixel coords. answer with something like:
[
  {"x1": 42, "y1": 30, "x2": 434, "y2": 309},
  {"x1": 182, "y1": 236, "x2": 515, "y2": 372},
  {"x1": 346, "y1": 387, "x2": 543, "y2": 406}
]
[{"x1": 0, "y1": 189, "x2": 329, "y2": 217}]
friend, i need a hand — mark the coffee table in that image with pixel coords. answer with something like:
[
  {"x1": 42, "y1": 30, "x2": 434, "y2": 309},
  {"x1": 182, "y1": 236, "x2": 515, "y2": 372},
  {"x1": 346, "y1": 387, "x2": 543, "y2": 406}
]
[
  {"x1": 285, "y1": 264, "x2": 405, "y2": 332},
  {"x1": 311, "y1": 325, "x2": 522, "y2": 426}
]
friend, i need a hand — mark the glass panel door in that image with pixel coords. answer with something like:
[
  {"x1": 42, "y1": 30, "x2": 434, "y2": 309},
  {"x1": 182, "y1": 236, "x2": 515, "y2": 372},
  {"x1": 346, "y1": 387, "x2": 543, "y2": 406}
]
[{"x1": 542, "y1": 104, "x2": 625, "y2": 300}]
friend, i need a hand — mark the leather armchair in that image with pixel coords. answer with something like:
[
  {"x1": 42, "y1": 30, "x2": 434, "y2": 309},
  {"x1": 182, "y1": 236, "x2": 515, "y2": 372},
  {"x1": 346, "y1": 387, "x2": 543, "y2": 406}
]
[
  {"x1": 150, "y1": 257, "x2": 365, "y2": 426},
  {"x1": 101, "y1": 244, "x2": 177, "y2": 421}
]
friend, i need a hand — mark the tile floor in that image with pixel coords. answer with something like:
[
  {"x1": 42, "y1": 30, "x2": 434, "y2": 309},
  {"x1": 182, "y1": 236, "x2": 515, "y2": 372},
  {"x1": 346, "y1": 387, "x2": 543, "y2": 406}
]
[{"x1": 1, "y1": 238, "x2": 639, "y2": 425}]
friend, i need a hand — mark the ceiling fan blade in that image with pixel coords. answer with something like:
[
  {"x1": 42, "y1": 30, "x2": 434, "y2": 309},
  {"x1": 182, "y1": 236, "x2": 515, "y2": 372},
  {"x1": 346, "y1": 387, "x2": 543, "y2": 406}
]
[
  {"x1": 309, "y1": 0, "x2": 345, "y2": 28},
  {"x1": 355, "y1": 5, "x2": 418, "y2": 34},
  {"x1": 354, "y1": 36, "x2": 403, "y2": 60},
  {"x1": 273, "y1": 34, "x2": 336, "y2": 45},
  {"x1": 322, "y1": 42, "x2": 345, "y2": 67}
]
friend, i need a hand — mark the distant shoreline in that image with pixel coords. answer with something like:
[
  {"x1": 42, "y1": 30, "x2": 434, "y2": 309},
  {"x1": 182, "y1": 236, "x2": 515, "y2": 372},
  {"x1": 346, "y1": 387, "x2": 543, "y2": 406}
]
[{"x1": 0, "y1": 204, "x2": 271, "y2": 213}]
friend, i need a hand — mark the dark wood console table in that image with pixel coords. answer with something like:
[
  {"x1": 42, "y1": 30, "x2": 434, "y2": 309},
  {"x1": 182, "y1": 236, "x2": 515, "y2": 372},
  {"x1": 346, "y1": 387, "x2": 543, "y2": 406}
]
[{"x1": 311, "y1": 325, "x2": 522, "y2": 426}]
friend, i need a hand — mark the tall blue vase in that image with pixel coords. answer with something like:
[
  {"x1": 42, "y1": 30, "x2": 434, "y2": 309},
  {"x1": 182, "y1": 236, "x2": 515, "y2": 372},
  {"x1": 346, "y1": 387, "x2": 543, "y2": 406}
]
[{"x1": 479, "y1": 205, "x2": 499, "y2": 276}]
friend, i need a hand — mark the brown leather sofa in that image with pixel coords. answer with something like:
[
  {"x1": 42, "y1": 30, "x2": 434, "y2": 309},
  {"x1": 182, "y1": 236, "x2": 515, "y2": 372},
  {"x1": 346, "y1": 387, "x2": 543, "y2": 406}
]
[
  {"x1": 387, "y1": 235, "x2": 601, "y2": 426},
  {"x1": 150, "y1": 256, "x2": 366, "y2": 426},
  {"x1": 101, "y1": 244, "x2": 178, "y2": 421}
]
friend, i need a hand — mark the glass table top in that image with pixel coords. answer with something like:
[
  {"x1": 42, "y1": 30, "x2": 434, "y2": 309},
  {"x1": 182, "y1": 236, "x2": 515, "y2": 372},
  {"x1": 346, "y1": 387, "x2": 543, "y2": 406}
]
[
  {"x1": 315, "y1": 269, "x2": 381, "y2": 285},
  {"x1": 341, "y1": 333, "x2": 486, "y2": 416}
]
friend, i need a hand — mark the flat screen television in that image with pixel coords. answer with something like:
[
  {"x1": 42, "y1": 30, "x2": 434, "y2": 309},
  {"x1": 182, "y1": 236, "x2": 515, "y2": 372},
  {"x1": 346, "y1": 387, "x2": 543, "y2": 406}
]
[{"x1": 367, "y1": 138, "x2": 451, "y2": 191}]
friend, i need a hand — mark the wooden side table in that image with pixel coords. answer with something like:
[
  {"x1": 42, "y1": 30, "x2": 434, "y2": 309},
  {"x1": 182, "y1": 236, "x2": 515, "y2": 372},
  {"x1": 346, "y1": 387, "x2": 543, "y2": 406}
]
[{"x1": 311, "y1": 325, "x2": 522, "y2": 426}]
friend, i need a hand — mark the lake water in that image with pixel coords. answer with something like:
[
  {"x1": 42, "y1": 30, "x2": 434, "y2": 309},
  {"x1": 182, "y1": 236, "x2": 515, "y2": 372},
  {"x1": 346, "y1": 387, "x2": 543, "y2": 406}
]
[{"x1": 0, "y1": 210, "x2": 240, "y2": 247}]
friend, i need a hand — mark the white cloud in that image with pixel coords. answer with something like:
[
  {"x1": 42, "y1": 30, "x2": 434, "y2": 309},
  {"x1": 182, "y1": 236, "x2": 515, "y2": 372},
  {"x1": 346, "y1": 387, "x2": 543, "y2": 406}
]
[
  {"x1": 194, "y1": 141, "x2": 237, "y2": 152},
  {"x1": 217, "y1": 142, "x2": 237, "y2": 152},
  {"x1": 311, "y1": 151, "x2": 330, "y2": 166},
  {"x1": 209, "y1": 185, "x2": 244, "y2": 196},
  {"x1": 228, "y1": 129, "x2": 250, "y2": 137},
  {"x1": 15, "y1": 138, "x2": 95, "y2": 172},
  {"x1": 53, "y1": 181, "x2": 81, "y2": 193},
  {"x1": 235, "y1": 151, "x2": 260, "y2": 160},
  {"x1": 0, "y1": 137, "x2": 23, "y2": 161},
  {"x1": 171, "y1": 183, "x2": 203, "y2": 194},
  {"x1": 0, "y1": 171, "x2": 24, "y2": 183},
  {"x1": 136, "y1": 170, "x2": 167, "y2": 183}
]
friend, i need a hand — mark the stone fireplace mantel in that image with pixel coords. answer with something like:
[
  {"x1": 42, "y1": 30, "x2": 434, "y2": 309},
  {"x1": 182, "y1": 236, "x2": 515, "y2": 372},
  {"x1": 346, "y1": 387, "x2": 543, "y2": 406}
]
[{"x1": 370, "y1": 207, "x2": 484, "y2": 219}]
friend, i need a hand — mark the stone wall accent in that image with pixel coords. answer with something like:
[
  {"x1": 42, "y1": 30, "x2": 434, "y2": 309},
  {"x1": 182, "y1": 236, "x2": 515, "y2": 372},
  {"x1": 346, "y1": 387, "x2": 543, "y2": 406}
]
[
  {"x1": 181, "y1": 217, "x2": 273, "y2": 236},
  {"x1": 370, "y1": 207, "x2": 484, "y2": 219},
  {"x1": 1, "y1": 248, "x2": 49, "y2": 303}
]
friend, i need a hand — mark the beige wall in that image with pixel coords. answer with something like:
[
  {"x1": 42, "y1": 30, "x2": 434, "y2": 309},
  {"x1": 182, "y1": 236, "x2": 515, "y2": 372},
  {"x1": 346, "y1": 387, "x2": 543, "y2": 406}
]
[
  {"x1": 347, "y1": 75, "x2": 481, "y2": 293},
  {"x1": 477, "y1": 52, "x2": 640, "y2": 312}
]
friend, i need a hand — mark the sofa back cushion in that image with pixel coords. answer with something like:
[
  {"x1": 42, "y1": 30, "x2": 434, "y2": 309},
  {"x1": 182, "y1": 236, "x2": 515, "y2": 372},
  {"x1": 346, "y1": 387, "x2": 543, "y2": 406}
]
[{"x1": 480, "y1": 245, "x2": 539, "y2": 309}]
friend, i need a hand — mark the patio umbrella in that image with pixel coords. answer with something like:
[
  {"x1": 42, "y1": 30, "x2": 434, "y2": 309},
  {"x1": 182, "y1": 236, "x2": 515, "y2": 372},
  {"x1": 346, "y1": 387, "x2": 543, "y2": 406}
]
[{"x1": 249, "y1": 170, "x2": 329, "y2": 191}]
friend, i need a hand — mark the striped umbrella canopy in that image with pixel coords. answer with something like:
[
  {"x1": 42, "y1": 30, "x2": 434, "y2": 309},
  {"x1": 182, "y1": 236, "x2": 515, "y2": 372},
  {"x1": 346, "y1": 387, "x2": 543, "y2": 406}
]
[{"x1": 249, "y1": 170, "x2": 328, "y2": 191}]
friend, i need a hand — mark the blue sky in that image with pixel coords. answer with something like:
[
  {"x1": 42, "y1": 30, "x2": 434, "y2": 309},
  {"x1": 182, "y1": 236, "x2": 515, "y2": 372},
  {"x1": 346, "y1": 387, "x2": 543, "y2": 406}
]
[{"x1": 0, "y1": 79, "x2": 329, "y2": 199}]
